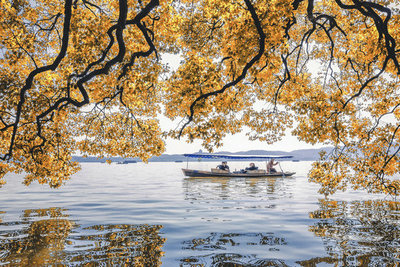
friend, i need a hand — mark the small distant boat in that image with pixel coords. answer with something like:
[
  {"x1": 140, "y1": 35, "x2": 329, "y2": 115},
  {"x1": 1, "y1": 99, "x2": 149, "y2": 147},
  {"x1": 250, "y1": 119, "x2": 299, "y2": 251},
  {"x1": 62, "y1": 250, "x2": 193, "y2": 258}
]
[
  {"x1": 117, "y1": 160, "x2": 137, "y2": 164},
  {"x1": 292, "y1": 159, "x2": 300, "y2": 162},
  {"x1": 182, "y1": 153, "x2": 295, "y2": 178},
  {"x1": 175, "y1": 160, "x2": 183, "y2": 163}
]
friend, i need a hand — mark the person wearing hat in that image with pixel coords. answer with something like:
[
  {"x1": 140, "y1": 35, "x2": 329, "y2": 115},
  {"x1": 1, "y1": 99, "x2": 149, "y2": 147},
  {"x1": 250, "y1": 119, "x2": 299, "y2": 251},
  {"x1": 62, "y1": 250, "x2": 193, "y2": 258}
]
[{"x1": 217, "y1": 161, "x2": 230, "y2": 171}]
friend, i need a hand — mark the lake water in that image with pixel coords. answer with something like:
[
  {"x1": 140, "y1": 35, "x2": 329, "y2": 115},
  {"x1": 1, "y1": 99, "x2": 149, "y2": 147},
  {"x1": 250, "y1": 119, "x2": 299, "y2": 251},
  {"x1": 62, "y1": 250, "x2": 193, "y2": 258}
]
[{"x1": 0, "y1": 161, "x2": 399, "y2": 266}]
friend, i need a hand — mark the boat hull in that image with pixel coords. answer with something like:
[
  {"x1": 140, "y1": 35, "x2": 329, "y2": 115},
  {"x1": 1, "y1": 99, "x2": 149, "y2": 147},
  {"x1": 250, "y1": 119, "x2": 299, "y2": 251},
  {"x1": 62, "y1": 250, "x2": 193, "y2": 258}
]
[{"x1": 182, "y1": 169, "x2": 295, "y2": 178}]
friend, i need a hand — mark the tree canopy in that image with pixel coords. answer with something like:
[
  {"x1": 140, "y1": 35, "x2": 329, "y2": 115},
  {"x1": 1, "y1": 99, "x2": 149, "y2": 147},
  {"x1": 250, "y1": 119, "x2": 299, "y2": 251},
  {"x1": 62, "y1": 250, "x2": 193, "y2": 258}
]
[{"x1": 1, "y1": 0, "x2": 400, "y2": 194}]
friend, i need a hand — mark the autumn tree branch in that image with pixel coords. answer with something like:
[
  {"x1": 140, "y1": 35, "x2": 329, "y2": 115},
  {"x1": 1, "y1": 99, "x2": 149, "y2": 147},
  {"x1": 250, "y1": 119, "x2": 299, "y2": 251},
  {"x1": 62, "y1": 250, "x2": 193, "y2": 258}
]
[
  {"x1": 178, "y1": 0, "x2": 266, "y2": 136},
  {"x1": 1, "y1": 0, "x2": 74, "y2": 161}
]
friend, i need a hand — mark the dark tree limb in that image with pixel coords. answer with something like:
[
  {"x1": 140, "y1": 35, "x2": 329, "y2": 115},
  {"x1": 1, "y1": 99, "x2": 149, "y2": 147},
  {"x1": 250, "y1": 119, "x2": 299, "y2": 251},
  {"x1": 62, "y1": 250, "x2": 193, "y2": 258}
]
[
  {"x1": 1, "y1": 0, "x2": 74, "y2": 161},
  {"x1": 2, "y1": 0, "x2": 160, "y2": 160},
  {"x1": 178, "y1": 0, "x2": 266, "y2": 136}
]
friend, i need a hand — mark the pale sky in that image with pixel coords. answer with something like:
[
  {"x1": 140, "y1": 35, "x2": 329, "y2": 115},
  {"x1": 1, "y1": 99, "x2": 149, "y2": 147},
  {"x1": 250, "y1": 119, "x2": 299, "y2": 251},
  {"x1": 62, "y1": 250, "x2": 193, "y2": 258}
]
[
  {"x1": 162, "y1": 125, "x2": 320, "y2": 154},
  {"x1": 163, "y1": 134, "x2": 319, "y2": 154}
]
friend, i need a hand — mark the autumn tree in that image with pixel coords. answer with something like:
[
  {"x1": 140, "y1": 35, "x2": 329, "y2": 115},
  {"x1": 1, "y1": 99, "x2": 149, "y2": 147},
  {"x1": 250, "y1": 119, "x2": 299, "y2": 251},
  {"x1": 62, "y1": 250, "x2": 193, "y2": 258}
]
[{"x1": 1, "y1": 0, "x2": 399, "y2": 195}]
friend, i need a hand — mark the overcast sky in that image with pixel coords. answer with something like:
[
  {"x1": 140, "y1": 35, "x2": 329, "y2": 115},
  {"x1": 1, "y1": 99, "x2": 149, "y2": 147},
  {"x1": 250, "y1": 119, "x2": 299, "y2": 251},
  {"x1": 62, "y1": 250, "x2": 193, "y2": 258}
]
[{"x1": 163, "y1": 129, "x2": 321, "y2": 154}]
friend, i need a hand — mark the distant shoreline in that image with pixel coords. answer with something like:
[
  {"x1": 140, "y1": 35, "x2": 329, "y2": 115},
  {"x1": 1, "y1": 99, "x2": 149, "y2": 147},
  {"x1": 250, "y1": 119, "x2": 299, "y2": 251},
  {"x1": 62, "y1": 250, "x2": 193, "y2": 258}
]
[{"x1": 73, "y1": 147, "x2": 332, "y2": 163}]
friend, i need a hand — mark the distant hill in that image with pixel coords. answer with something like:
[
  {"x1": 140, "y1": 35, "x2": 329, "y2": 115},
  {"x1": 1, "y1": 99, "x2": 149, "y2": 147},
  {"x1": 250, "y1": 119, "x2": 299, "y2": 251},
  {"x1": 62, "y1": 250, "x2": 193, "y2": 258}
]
[
  {"x1": 232, "y1": 148, "x2": 333, "y2": 161},
  {"x1": 72, "y1": 147, "x2": 333, "y2": 163}
]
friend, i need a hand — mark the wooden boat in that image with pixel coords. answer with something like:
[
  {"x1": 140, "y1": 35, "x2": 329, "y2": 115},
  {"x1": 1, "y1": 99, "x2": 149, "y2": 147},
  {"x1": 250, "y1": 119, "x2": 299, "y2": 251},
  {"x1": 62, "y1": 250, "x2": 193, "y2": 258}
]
[
  {"x1": 182, "y1": 168, "x2": 295, "y2": 178},
  {"x1": 182, "y1": 153, "x2": 295, "y2": 178}
]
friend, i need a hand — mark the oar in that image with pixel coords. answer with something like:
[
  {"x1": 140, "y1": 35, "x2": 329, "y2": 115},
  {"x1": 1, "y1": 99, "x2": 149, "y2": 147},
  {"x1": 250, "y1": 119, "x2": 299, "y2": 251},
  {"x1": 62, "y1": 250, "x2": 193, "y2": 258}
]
[{"x1": 278, "y1": 162, "x2": 285, "y2": 177}]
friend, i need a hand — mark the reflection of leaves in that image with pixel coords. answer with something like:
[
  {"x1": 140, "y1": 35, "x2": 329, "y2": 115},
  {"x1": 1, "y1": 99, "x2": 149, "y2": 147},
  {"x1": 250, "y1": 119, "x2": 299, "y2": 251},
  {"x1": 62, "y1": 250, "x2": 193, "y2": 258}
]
[
  {"x1": 66, "y1": 224, "x2": 165, "y2": 266},
  {"x1": 300, "y1": 199, "x2": 400, "y2": 266},
  {"x1": 0, "y1": 208, "x2": 73, "y2": 266},
  {"x1": 22, "y1": 207, "x2": 69, "y2": 219},
  {"x1": 297, "y1": 256, "x2": 338, "y2": 266},
  {"x1": 0, "y1": 211, "x2": 5, "y2": 223},
  {"x1": 181, "y1": 232, "x2": 288, "y2": 266},
  {"x1": 0, "y1": 208, "x2": 166, "y2": 266}
]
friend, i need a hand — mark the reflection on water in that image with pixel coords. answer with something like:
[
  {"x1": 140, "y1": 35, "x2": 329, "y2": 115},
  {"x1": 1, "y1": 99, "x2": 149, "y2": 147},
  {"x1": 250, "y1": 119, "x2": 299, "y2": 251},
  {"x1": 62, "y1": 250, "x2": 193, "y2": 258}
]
[
  {"x1": 0, "y1": 208, "x2": 165, "y2": 266},
  {"x1": 182, "y1": 232, "x2": 287, "y2": 250},
  {"x1": 181, "y1": 232, "x2": 288, "y2": 266},
  {"x1": 182, "y1": 254, "x2": 288, "y2": 267},
  {"x1": 180, "y1": 177, "x2": 293, "y2": 266},
  {"x1": 183, "y1": 177, "x2": 293, "y2": 201},
  {"x1": 1, "y1": 163, "x2": 400, "y2": 266},
  {"x1": 180, "y1": 176, "x2": 400, "y2": 266},
  {"x1": 0, "y1": 208, "x2": 73, "y2": 266},
  {"x1": 300, "y1": 199, "x2": 400, "y2": 266}
]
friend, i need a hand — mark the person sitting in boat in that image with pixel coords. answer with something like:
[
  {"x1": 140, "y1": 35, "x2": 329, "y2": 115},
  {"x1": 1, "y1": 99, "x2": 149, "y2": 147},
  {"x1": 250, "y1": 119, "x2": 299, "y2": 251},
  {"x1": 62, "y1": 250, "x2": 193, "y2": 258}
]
[
  {"x1": 267, "y1": 159, "x2": 278, "y2": 173},
  {"x1": 217, "y1": 161, "x2": 230, "y2": 171},
  {"x1": 245, "y1": 163, "x2": 258, "y2": 171}
]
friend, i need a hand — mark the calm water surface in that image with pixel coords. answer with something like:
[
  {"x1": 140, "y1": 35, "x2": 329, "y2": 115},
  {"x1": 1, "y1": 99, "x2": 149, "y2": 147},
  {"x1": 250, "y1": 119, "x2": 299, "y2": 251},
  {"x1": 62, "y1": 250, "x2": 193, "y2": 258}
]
[{"x1": 0, "y1": 161, "x2": 399, "y2": 266}]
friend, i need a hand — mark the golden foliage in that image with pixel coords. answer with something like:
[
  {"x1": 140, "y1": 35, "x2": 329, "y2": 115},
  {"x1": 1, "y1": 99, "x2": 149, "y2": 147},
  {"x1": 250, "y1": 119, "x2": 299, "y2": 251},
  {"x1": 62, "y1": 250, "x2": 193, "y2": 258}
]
[{"x1": 0, "y1": 0, "x2": 400, "y2": 194}]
